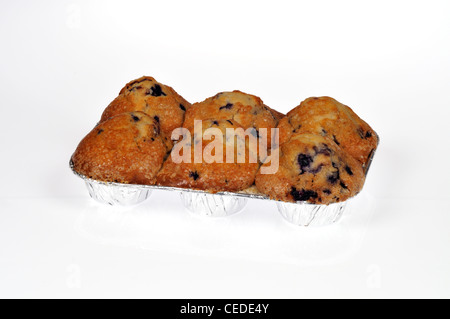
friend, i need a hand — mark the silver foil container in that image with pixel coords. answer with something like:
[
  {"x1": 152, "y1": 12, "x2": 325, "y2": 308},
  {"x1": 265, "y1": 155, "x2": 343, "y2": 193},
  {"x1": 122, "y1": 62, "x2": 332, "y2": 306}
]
[
  {"x1": 70, "y1": 136, "x2": 377, "y2": 226},
  {"x1": 180, "y1": 192, "x2": 248, "y2": 217},
  {"x1": 85, "y1": 179, "x2": 152, "y2": 206},
  {"x1": 276, "y1": 201, "x2": 347, "y2": 227}
]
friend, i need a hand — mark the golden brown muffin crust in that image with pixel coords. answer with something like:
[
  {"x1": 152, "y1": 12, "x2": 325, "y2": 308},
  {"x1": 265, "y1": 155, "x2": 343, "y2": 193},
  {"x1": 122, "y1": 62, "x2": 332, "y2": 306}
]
[
  {"x1": 278, "y1": 97, "x2": 378, "y2": 167},
  {"x1": 255, "y1": 133, "x2": 365, "y2": 204},
  {"x1": 183, "y1": 91, "x2": 281, "y2": 149},
  {"x1": 100, "y1": 76, "x2": 191, "y2": 149},
  {"x1": 72, "y1": 112, "x2": 167, "y2": 185},
  {"x1": 157, "y1": 119, "x2": 260, "y2": 192}
]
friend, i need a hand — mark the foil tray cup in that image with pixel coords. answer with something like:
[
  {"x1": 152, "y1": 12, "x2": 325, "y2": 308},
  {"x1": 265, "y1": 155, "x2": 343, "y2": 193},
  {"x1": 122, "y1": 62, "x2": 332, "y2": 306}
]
[
  {"x1": 85, "y1": 180, "x2": 152, "y2": 206},
  {"x1": 70, "y1": 161, "x2": 152, "y2": 206},
  {"x1": 276, "y1": 201, "x2": 347, "y2": 227},
  {"x1": 70, "y1": 133, "x2": 377, "y2": 225},
  {"x1": 180, "y1": 192, "x2": 248, "y2": 218}
]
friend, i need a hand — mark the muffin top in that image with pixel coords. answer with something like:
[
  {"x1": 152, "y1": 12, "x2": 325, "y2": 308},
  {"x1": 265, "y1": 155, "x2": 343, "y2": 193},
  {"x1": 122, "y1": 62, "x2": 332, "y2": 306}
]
[
  {"x1": 255, "y1": 133, "x2": 365, "y2": 204},
  {"x1": 277, "y1": 97, "x2": 378, "y2": 167},
  {"x1": 72, "y1": 111, "x2": 167, "y2": 185},
  {"x1": 183, "y1": 91, "x2": 281, "y2": 149},
  {"x1": 100, "y1": 76, "x2": 191, "y2": 148},
  {"x1": 157, "y1": 119, "x2": 260, "y2": 192}
]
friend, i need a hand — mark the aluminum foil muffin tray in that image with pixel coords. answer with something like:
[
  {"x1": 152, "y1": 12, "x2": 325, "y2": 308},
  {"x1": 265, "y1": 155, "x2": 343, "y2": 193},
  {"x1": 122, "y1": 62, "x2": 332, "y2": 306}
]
[{"x1": 69, "y1": 144, "x2": 376, "y2": 227}]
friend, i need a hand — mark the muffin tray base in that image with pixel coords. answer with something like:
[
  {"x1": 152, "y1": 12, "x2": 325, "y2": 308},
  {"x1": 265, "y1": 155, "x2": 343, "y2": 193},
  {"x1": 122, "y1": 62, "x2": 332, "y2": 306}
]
[{"x1": 70, "y1": 143, "x2": 376, "y2": 227}]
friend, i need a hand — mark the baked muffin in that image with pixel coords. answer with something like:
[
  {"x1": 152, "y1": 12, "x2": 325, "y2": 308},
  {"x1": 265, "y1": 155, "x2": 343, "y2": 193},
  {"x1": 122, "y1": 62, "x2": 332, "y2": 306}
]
[
  {"x1": 183, "y1": 91, "x2": 282, "y2": 149},
  {"x1": 277, "y1": 97, "x2": 378, "y2": 167},
  {"x1": 157, "y1": 119, "x2": 260, "y2": 192},
  {"x1": 255, "y1": 133, "x2": 365, "y2": 204},
  {"x1": 100, "y1": 76, "x2": 191, "y2": 148},
  {"x1": 72, "y1": 112, "x2": 167, "y2": 185}
]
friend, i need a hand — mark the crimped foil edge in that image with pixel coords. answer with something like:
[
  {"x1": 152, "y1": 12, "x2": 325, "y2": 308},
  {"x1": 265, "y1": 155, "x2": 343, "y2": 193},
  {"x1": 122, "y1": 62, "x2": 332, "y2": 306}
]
[{"x1": 180, "y1": 192, "x2": 248, "y2": 217}]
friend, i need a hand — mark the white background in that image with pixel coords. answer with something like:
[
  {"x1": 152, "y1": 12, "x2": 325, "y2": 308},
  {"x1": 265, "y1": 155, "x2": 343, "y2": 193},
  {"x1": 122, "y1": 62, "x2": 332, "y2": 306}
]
[{"x1": 0, "y1": 0, "x2": 449, "y2": 298}]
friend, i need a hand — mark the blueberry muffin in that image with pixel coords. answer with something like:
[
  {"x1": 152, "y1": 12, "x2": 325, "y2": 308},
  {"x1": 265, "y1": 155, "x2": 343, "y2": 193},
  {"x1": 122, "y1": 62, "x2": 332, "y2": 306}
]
[
  {"x1": 255, "y1": 133, "x2": 365, "y2": 204},
  {"x1": 183, "y1": 91, "x2": 282, "y2": 149},
  {"x1": 157, "y1": 119, "x2": 260, "y2": 192},
  {"x1": 277, "y1": 97, "x2": 378, "y2": 168},
  {"x1": 100, "y1": 76, "x2": 191, "y2": 148},
  {"x1": 72, "y1": 112, "x2": 167, "y2": 185}
]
